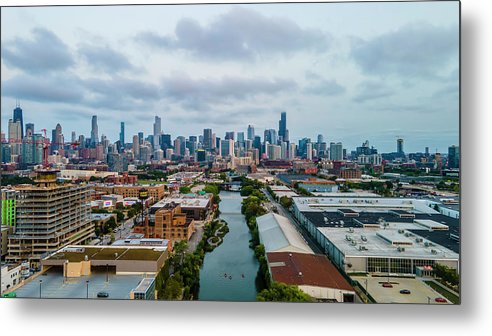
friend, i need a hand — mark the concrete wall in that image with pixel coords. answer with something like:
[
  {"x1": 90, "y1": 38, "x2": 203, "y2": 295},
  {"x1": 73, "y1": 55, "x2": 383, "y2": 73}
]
[
  {"x1": 298, "y1": 285, "x2": 355, "y2": 302},
  {"x1": 65, "y1": 261, "x2": 91, "y2": 278}
]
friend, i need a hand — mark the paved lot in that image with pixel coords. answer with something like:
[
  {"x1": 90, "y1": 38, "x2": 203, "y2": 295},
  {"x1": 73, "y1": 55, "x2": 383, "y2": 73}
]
[
  {"x1": 351, "y1": 276, "x2": 451, "y2": 304},
  {"x1": 14, "y1": 271, "x2": 145, "y2": 300}
]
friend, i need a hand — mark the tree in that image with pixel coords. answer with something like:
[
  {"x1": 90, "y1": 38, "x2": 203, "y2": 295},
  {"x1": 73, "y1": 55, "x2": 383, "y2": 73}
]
[
  {"x1": 279, "y1": 196, "x2": 293, "y2": 208},
  {"x1": 257, "y1": 282, "x2": 314, "y2": 302},
  {"x1": 113, "y1": 210, "x2": 124, "y2": 222},
  {"x1": 179, "y1": 186, "x2": 192, "y2": 194},
  {"x1": 162, "y1": 275, "x2": 183, "y2": 300}
]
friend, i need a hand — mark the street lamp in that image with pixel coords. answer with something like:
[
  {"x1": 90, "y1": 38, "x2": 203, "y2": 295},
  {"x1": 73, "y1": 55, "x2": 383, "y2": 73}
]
[
  {"x1": 39, "y1": 279, "x2": 43, "y2": 299},
  {"x1": 86, "y1": 280, "x2": 89, "y2": 299}
]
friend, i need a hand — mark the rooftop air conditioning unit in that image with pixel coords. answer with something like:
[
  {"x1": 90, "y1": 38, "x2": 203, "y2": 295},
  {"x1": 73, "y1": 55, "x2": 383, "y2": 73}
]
[
  {"x1": 398, "y1": 229, "x2": 404, "y2": 234},
  {"x1": 351, "y1": 240, "x2": 357, "y2": 246},
  {"x1": 431, "y1": 249, "x2": 438, "y2": 254}
]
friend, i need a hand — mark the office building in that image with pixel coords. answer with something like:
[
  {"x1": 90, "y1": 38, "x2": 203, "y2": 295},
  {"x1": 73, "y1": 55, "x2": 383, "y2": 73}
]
[
  {"x1": 120, "y1": 122, "x2": 125, "y2": 148},
  {"x1": 25, "y1": 123, "x2": 35, "y2": 137},
  {"x1": 448, "y1": 145, "x2": 460, "y2": 169},
  {"x1": 306, "y1": 142, "x2": 313, "y2": 160},
  {"x1": 203, "y1": 128, "x2": 213, "y2": 150},
  {"x1": 397, "y1": 138, "x2": 404, "y2": 155},
  {"x1": 225, "y1": 131, "x2": 235, "y2": 141},
  {"x1": 153, "y1": 116, "x2": 161, "y2": 149},
  {"x1": 247, "y1": 125, "x2": 255, "y2": 140},
  {"x1": 7, "y1": 171, "x2": 93, "y2": 267},
  {"x1": 91, "y1": 115, "x2": 99, "y2": 146},
  {"x1": 13, "y1": 104, "x2": 24, "y2": 139},
  {"x1": 278, "y1": 111, "x2": 288, "y2": 141},
  {"x1": 221, "y1": 139, "x2": 234, "y2": 157},
  {"x1": 329, "y1": 142, "x2": 343, "y2": 161}
]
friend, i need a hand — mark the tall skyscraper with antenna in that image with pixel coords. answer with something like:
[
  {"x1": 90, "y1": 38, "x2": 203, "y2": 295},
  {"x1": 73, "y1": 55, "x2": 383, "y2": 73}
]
[{"x1": 13, "y1": 101, "x2": 24, "y2": 139}]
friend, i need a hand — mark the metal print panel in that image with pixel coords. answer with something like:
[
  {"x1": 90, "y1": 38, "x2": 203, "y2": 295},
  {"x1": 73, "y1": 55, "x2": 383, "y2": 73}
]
[{"x1": 0, "y1": 1, "x2": 460, "y2": 304}]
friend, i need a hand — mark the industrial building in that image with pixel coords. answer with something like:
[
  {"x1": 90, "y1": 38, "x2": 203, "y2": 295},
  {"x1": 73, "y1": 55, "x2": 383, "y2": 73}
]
[
  {"x1": 256, "y1": 213, "x2": 313, "y2": 254},
  {"x1": 266, "y1": 252, "x2": 355, "y2": 302},
  {"x1": 292, "y1": 196, "x2": 460, "y2": 276},
  {"x1": 6, "y1": 171, "x2": 94, "y2": 267}
]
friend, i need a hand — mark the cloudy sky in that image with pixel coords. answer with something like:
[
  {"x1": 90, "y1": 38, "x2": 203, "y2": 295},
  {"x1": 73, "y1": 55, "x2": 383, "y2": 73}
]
[{"x1": 1, "y1": 1, "x2": 459, "y2": 153}]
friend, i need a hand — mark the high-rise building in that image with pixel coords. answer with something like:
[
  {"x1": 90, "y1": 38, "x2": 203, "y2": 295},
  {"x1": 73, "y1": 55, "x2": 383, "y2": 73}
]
[
  {"x1": 267, "y1": 144, "x2": 281, "y2": 160},
  {"x1": 264, "y1": 129, "x2": 277, "y2": 144},
  {"x1": 25, "y1": 123, "x2": 35, "y2": 137},
  {"x1": 13, "y1": 104, "x2": 24, "y2": 139},
  {"x1": 132, "y1": 135, "x2": 140, "y2": 157},
  {"x1": 203, "y1": 129, "x2": 213, "y2": 150},
  {"x1": 120, "y1": 122, "x2": 125, "y2": 148},
  {"x1": 138, "y1": 132, "x2": 144, "y2": 145},
  {"x1": 278, "y1": 111, "x2": 287, "y2": 141},
  {"x1": 247, "y1": 125, "x2": 255, "y2": 140},
  {"x1": 71, "y1": 131, "x2": 76, "y2": 143},
  {"x1": 8, "y1": 119, "x2": 22, "y2": 155},
  {"x1": 289, "y1": 143, "x2": 297, "y2": 160},
  {"x1": 160, "y1": 134, "x2": 172, "y2": 149},
  {"x1": 153, "y1": 116, "x2": 161, "y2": 149},
  {"x1": 317, "y1": 134, "x2": 324, "y2": 144},
  {"x1": 330, "y1": 142, "x2": 343, "y2": 161},
  {"x1": 225, "y1": 132, "x2": 235, "y2": 141},
  {"x1": 91, "y1": 115, "x2": 99, "y2": 146},
  {"x1": 221, "y1": 139, "x2": 234, "y2": 157},
  {"x1": 448, "y1": 145, "x2": 460, "y2": 169},
  {"x1": 237, "y1": 132, "x2": 245, "y2": 143},
  {"x1": 397, "y1": 138, "x2": 404, "y2": 155},
  {"x1": 7, "y1": 171, "x2": 93, "y2": 267},
  {"x1": 306, "y1": 142, "x2": 313, "y2": 160},
  {"x1": 1, "y1": 189, "x2": 18, "y2": 227}
]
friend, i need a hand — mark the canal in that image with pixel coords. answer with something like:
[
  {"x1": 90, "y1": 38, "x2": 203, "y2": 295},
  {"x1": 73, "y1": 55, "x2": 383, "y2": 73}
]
[{"x1": 198, "y1": 191, "x2": 259, "y2": 301}]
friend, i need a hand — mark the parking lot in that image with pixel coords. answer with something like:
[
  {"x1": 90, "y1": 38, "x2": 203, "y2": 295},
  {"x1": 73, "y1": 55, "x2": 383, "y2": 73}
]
[
  {"x1": 351, "y1": 276, "x2": 451, "y2": 304},
  {"x1": 14, "y1": 270, "x2": 146, "y2": 300}
]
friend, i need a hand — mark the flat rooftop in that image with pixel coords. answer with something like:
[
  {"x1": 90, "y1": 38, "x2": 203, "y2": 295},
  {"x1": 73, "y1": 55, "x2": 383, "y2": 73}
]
[
  {"x1": 317, "y1": 227, "x2": 459, "y2": 260},
  {"x1": 14, "y1": 270, "x2": 147, "y2": 299},
  {"x1": 151, "y1": 195, "x2": 211, "y2": 210},
  {"x1": 132, "y1": 278, "x2": 155, "y2": 293},
  {"x1": 46, "y1": 245, "x2": 167, "y2": 262}
]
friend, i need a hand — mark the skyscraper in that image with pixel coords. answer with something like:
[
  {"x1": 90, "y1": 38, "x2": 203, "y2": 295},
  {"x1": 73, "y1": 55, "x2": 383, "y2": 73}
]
[
  {"x1": 317, "y1": 134, "x2": 324, "y2": 144},
  {"x1": 153, "y1": 116, "x2": 162, "y2": 148},
  {"x1": 203, "y1": 128, "x2": 213, "y2": 150},
  {"x1": 138, "y1": 132, "x2": 144, "y2": 145},
  {"x1": 237, "y1": 132, "x2": 245, "y2": 143},
  {"x1": 247, "y1": 125, "x2": 255, "y2": 140},
  {"x1": 120, "y1": 122, "x2": 125, "y2": 147},
  {"x1": 225, "y1": 131, "x2": 235, "y2": 141},
  {"x1": 25, "y1": 123, "x2": 34, "y2": 137},
  {"x1": 278, "y1": 112, "x2": 288, "y2": 142},
  {"x1": 397, "y1": 138, "x2": 404, "y2": 155},
  {"x1": 133, "y1": 135, "x2": 140, "y2": 157},
  {"x1": 8, "y1": 119, "x2": 22, "y2": 155},
  {"x1": 13, "y1": 104, "x2": 24, "y2": 139},
  {"x1": 91, "y1": 115, "x2": 99, "y2": 146},
  {"x1": 330, "y1": 142, "x2": 343, "y2": 161},
  {"x1": 221, "y1": 139, "x2": 235, "y2": 157},
  {"x1": 448, "y1": 145, "x2": 460, "y2": 169}
]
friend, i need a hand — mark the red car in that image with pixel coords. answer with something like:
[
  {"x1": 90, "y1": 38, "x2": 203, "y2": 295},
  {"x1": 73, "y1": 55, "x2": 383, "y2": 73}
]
[
  {"x1": 382, "y1": 282, "x2": 393, "y2": 288},
  {"x1": 435, "y1": 297, "x2": 447, "y2": 303}
]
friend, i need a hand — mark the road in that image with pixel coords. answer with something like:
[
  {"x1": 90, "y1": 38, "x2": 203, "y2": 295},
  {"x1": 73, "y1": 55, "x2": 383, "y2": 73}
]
[{"x1": 261, "y1": 188, "x2": 323, "y2": 254}]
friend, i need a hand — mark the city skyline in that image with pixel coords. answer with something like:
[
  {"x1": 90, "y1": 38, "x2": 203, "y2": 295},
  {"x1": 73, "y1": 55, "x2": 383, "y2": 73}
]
[{"x1": 1, "y1": 2, "x2": 459, "y2": 153}]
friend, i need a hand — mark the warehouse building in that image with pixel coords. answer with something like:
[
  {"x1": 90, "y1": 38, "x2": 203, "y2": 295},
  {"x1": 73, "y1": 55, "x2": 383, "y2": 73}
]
[{"x1": 291, "y1": 196, "x2": 460, "y2": 276}]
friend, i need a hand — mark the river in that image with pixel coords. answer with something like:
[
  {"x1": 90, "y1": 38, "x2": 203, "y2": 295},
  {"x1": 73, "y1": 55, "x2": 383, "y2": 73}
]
[{"x1": 198, "y1": 191, "x2": 259, "y2": 301}]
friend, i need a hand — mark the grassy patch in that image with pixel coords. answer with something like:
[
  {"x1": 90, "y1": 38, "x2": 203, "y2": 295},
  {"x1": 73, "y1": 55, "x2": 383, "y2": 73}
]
[{"x1": 424, "y1": 280, "x2": 460, "y2": 304}]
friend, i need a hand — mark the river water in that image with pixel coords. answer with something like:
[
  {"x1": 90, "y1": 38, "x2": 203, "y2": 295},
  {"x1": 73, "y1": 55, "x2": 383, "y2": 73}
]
[{"x1": 198, "y1": 191, "x2": 259, "y2": 301}]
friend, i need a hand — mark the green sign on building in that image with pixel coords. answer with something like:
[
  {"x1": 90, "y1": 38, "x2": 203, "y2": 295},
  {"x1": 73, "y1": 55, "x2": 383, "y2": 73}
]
[{"x1": 1, "y1": 190, "x2": 17, "y2": 227}]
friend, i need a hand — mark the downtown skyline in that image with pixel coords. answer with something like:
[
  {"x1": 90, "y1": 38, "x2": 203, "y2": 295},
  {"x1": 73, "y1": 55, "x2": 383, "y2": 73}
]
[{"x1": 1, "y1": 2, "x2": 459, "y2": 153}]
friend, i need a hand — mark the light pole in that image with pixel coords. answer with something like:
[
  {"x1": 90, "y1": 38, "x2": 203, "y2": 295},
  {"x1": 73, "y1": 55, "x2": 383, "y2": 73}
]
[
  {"x1": 86, "y1": 280, "x2": 89, "y2": 299},
  {"x1": 39, "y1": 279, "x2": 42, "y2": 299},
  {"x1": 364, "y1": 279, "x2": 368, "y2": 304},
  {"x1": 106, "y1": 263, "x2": 109, "y2": 282}
]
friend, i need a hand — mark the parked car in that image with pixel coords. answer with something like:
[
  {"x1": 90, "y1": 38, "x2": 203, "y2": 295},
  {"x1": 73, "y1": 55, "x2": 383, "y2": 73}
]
[
  {"x1": 399, "y1": 289, "x2": 411, "y2": 294},
  {"x1": 382, "y1": 282, "x2": 393, "y2": 288},
  {"x1": 435, "y1": 297, "x2": 447, "y2": 303},
  {"x1": 97, "y1": 292, "x2": 109, "y2": 298}
]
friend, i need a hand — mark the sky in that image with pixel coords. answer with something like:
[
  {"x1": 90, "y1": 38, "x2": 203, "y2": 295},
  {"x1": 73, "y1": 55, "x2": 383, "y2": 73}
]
[{"x1": 1, "y1": 1, "x2": 459, "y2": 153}]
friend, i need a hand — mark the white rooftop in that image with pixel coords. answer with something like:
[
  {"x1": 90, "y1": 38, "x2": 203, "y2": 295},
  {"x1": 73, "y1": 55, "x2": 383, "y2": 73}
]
[
  {"x1": 257, "y1": 213, "x2": 313, "y2": 254},
  {"x1": 317, "y1": 227, "x2": 458, "y2": 260},
  {"x1": 293, "y1": 196, "x2": 439, "y2": 215},
  {"x1": 152, "y1": 195, "x2": 211, "y2": 209}
]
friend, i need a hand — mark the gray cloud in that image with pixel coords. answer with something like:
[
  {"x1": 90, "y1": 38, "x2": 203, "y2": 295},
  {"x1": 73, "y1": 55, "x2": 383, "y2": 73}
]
[
  {"x1": 2, "y1": 27, "x2": 74, "y2": 73},
  {"x1": 78, "y1": 43, "x2": 138, "y2": 73},
  {"x1": 353, "y1": 80, "x2": 394, "y2": 103},
  {"x1": 137, "y1": 7, "x2": 330, "y2": 61},
  {"x1": 161, "y1": 72, "x2": 297, "y2": 109},
  {"x1": 351, "y1": 22, "x2": 458, "y2": 79},
  {"x1": 304, "y1": 79, "x2": 346, "y2": 96},
  {"x1": 2, "y1": 74, "x2": 84, "y2": 104}
]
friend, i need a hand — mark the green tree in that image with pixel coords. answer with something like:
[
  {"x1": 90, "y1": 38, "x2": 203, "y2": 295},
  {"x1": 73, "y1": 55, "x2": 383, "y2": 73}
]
[
  {"x1": 257, "y1": 282, "x2": 314, "y2": 302},
  {"x1": 279, "y1": 196, "x2": 293, "y2": 208},
  {"x1": 113, "y1": 210, "x2": 124, "y2": 222},
  {"x1": 179, "y1": 186, "x2": 192, "y2": 194}
]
